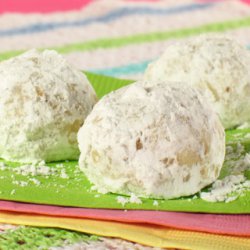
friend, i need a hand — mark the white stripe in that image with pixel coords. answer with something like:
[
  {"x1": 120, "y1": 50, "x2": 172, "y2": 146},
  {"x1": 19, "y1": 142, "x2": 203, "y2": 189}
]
[{"x1": 64, "y1": 40, "x2": 177, "y2": 70}]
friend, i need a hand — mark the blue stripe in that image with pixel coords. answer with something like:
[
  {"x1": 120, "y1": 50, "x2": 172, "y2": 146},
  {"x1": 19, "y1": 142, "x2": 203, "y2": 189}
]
[
  {"x1": 91, "y1": 45, "x2": 250, "y2": 77},
  {"x1": 0, "y1": 3, "x2": 213, "y2": 37},
  {"x1": 91, "y1": 60, "x2": 153, "y2": 77}
]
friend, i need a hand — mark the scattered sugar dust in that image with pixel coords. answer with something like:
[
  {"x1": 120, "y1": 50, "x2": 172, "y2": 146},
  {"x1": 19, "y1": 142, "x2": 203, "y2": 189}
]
[
  {"x1": 200, "y1": 143, "x2": 250, "y2": 203},
  {"x1": 0, "y1": 160, "x2": 74, "y2": 195},
  {"x1": 116, "y1": 194, "x2": 142, "y2": 206}
]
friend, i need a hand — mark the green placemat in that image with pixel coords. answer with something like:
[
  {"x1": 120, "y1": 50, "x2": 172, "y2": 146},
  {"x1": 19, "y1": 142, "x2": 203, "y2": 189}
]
[{"x1": 0, "y1": 72, "x2": 250, "y2": 214}]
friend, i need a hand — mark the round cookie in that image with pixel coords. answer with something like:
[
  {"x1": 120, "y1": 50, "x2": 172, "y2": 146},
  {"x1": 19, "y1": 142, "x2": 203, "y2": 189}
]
[
  {"x1": 144, "y1": 36, "x2": 250, "y2": 129},
  {"x1": 0, "y1": 49, "x2": 97, "y2": 163},
  {"x1": 78, "y1": 81, "x2": 225, "y2": 199}
]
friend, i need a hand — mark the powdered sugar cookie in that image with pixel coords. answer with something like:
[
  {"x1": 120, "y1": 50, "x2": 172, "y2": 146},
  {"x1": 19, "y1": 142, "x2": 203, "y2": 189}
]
[
  {"x1": 78, "y1": 81, "x2": 225, "y2": 199},
  {"x1": 144, "y1": 36, "x2": 250, "y2": 129},
  {"x1": 0, "y1": 49, "x2": 97, "y2": 163}
]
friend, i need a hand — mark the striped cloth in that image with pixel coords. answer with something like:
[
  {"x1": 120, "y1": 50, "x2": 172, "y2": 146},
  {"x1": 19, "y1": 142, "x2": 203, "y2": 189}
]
[
  {"x1": 0, "y1": 0, "x2": 250, "y2": 80},
  {"x1": 0, "y1": 0, "x2": 250, "y2": 249}
]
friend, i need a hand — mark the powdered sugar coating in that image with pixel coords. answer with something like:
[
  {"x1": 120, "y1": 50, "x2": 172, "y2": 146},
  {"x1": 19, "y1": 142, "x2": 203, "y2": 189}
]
[
  {"x1": 144, "y1": 36, "x2": 250, "y2": 129},
  {"x1": 78, "y1": 81, "x2": 225, "y2": 199},
  {"x1": 0, "y1": 49, "x2": 97, "y2": 163}
]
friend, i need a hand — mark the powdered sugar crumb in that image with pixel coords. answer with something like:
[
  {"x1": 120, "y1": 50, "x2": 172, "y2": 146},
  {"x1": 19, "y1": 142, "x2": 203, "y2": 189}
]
[
  {"x1": 30, "y1": 178, "x2": 41, "y2": 186},
  {"x1": 200, "y1": 175, "x2": 250, "y2": 202},
  {"x1": 129, "y1": 193, "x2": 142, "y2": 204},
  {"x1": 13, "y1": 180, "x2": 28, "y2": 187},
  {"x1": 200, "y1": 142, "x2": 250, "y2": 203},
  {"x1": 116, "y1": 196, "x2": 129, "y2": 206},
  {"x1": 10, "y1": 189, "x2": 16, "y2": 195},
  {"x1": 153, "y1": 200, "x2": 159, "y2": 206},
  {"x1": 14, "y1": 163, "x2": 55, "y2": 176},
  {"x1": 117, "y1": 193, "x2": 142, "y2": 206},
  {"x1": 60, "y1": 169, "x2": 69, "y2": 179}
]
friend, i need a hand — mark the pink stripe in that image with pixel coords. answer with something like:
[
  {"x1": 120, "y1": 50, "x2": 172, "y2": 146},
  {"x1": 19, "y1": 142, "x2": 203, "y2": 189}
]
[
  {"x1": 0, "y1": 0, "x2": 93, "y2": 14},
  {"x1": 199, "y1": 0, "x2": 250, "y2": 4},
  {"x1": 241, "y1": 0, "x2": 250, "y2": 4},
  {"x1": 1, "y1": 0, "x2": 248, "y2": 14},
  {"x1": 124, "y1": 0, "x2": 160, "y2": 2},
  {"x1": 0, "y1": 200, "x2": 250, "y2": 236}
]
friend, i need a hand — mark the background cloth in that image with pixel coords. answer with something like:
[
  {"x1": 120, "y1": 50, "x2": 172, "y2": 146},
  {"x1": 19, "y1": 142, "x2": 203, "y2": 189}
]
[
  {"x1": 1, "y1": 1, "x2": 250, "y2": 249},
  {"x1": 1, "y1": 0, "x2": 250, "y2": 81}
]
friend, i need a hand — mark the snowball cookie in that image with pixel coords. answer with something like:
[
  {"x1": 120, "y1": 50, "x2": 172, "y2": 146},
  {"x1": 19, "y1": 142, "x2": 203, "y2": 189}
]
[
  {"x1": 0, "y1": 49, "x2": 97, "y2": 163},
  {"x1": 144, "y1": 36, "x2": 250, "y2": 129},
  {"x1": 78, "y1": 81, "x2": 225, "y2": 199}
]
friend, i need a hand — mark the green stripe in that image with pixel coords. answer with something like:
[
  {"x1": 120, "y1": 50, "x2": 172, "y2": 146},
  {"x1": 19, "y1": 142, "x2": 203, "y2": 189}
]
[
  {"x1": 0, "y1": 50, "x2": 23, "y2": 61},
  {"x1": 1, "y1": 17, "x2": 250, "y2": 61},
  {"x1": 0, "y1": 226, "x2": 98, "y2": 250}
]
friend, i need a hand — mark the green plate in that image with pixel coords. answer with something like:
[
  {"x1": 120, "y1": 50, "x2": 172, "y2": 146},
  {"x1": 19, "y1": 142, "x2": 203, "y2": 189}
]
[{"x1": 0, "y1": 72, "x2": 250, "y2": 214}]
